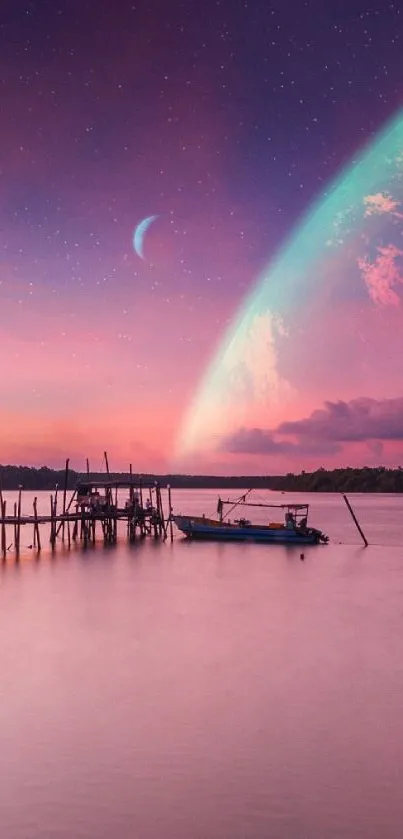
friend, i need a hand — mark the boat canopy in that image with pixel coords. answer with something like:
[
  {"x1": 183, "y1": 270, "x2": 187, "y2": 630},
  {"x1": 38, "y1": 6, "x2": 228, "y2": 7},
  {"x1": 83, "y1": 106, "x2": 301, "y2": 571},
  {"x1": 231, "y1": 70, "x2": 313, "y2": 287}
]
[{"x1": 217, "y1": 492, "x2": 310, "y2": 526}]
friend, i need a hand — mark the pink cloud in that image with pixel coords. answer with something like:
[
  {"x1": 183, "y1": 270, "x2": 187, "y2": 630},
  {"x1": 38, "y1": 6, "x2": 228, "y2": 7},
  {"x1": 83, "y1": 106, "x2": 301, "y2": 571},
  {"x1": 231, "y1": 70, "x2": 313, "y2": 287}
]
[
  {"x1": 221, "y1": 396, "x2": 403, "y2": 464},
  {"x1": 277, "y1": 396, "x2": 403, "y2": 443},
  {"x1": 363, "y1": 192, "x2": 403, "y2": 218},
  {"x1": 221, "y1": 427, "x2": 340, "y2": 457},
  {"x1": 357, "y1": 244, "x2": 403, "y2": 305}
]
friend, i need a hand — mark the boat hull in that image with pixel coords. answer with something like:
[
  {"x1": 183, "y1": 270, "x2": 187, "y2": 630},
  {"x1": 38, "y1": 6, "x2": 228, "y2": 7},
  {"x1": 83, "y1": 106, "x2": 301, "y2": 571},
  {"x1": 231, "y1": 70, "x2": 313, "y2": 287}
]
[{"x1": 173, "y1": 516, "x2": 323, "y2": 545}]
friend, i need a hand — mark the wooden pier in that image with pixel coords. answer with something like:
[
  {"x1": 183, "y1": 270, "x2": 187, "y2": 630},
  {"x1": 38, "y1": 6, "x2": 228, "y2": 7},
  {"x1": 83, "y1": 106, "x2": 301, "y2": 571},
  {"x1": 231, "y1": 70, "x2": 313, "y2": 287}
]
[{"x1": 0, "y1": 456, "x2": 174, "y2": 558}]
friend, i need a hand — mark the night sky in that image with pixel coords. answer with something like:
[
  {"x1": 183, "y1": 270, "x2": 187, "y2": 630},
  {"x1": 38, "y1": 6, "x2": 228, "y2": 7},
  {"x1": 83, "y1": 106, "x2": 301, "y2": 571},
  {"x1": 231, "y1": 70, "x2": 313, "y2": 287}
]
[{"x1": 1, "y1": 0, "x2": 403, "y2": 472}]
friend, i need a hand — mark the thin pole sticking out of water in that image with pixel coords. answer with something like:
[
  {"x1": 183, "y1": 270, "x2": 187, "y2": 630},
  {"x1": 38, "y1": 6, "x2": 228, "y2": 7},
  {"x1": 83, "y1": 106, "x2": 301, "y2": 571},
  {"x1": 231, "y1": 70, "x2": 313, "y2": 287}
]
[
  {"x1": 167, "y1": 484, "x2": 174, "y2": 542},
  {"x1": 0, "y1": 491, "x2": 6, "y2": 558},
  {"x1": 62, "y1": 458, "x2": 69, "y2": 542},
  {"x1": 343, "y1": 494, "x2": 368, "y2": 547}
]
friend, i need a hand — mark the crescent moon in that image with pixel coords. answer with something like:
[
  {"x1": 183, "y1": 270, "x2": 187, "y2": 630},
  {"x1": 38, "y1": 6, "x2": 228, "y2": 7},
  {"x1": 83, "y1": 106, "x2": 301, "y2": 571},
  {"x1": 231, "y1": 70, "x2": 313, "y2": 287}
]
[{"x1": 133, "y1": 215, "x2": 159, "y2": 260}]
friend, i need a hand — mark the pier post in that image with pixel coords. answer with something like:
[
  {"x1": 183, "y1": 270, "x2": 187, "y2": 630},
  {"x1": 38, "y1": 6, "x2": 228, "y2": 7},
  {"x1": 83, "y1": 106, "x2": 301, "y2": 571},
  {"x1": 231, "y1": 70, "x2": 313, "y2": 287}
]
[
  {"x1": 72, "y1": 505, "x2": 78, "y2": 541},
  {"x1": 16, "y1": 485, "x2": 22, "y2": 555},
  {"x1": 53, "y1": 489, "x2": 58, "y2": 548},
  {"x1": 0, "y1": 495, "x2": 6, "y2": 559},
  {"x1": 167, "y1": 485, "x2": 174, "y2": 542},
  {"x1": 81, "y1": 506, "x2": 87, "y2": 546},
  {"x1": 62, "y1": 458, "x2": 69, "y2": 542},
  {"x1": 129, "y1": 464, "x2": 133, "y2": 502},
  {"x1": 33, "y1": 497, "x2": 41, "y2": 553},
  {"x1": 156, "y1": 485, "x2": 166, "y2": 538},
  {"x1": 13, "y1": 501, "x2": 18, "y2": 555},
  {"x1": 56, "y1": 489, "x2": 77, "y2": 538},
  {"x1": 50, "y1": 494, "x2": 56, "y2": 547}
]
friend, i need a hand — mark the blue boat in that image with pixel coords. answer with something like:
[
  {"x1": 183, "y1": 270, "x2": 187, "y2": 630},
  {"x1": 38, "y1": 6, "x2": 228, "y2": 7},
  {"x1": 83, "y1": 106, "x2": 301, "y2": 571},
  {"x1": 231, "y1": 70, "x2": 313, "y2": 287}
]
[{"x1": 173, "y1": 492, "x2": 328, "y2": 545}]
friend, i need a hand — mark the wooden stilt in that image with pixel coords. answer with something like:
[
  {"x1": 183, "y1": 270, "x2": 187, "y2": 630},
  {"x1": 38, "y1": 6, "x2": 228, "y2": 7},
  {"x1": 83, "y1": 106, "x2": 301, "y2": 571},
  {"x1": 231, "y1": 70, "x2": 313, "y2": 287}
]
[
  {"x1": 13, "y1": 501, "x2": 18, "y2": 554},
  {"x1": 1, "y1": 495, "x2": 6, "y2": 559},
  {"x1": 50, "y1": 494, "x2": 56, "y2": 547},
  {"x1": 55, "y1": 489, "x2": 77, "y2": 538},
  {"x1": 72, "y1": 505, "x2": 78, "y2": 541},
  {"x1": 129, "y1": 463, "x2": 133, "y2": 503},
  {"x1": 54, "y1": 484, "x2": 58, "y2": 519},
  {"x1": 16, "y1": 485, "x2": 22, "y2": 555},
  {"x1": 167, "y1": 484, "x2": 174, "y2": 542},
  {"x1": 33, "y1": 497, "x2": 41, "y2": 552},
  {"x1": 156, "y1": 485, "x2": 166, "y2": 538},
  {"x1": 51, "y1": 489, "x2": 58, "y2": 548},
  {"x1": 80, "y1": 505, "x2": 86, "y2": 544},
  {"x1": 32, "y1": 502, "x2": 36, "y2": 550},
  {"x1": 62, "y1": 458, "x2": 69, "y2": 542}
]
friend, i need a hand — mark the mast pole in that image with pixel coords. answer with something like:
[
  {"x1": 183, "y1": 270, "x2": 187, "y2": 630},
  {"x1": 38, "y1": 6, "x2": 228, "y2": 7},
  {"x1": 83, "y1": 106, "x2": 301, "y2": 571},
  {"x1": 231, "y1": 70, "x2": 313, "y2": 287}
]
[{"x1": 221, "y1": 488, "x2": 253, "y2": 521}]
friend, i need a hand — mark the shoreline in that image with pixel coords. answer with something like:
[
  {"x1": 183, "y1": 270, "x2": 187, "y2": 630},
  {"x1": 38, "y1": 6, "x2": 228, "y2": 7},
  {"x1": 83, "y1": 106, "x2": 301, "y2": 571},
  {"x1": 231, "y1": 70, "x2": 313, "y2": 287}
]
[{"x1": 0, "y1": 465, "x2": 402, "y2": 493}]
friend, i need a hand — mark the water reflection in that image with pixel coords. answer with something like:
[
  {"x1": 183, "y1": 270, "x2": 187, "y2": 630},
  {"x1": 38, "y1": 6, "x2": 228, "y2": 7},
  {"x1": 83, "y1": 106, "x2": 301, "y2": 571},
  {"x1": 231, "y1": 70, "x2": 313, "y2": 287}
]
[{"x1": 0, "y1": 493, "x2": 403, "y2": 837}]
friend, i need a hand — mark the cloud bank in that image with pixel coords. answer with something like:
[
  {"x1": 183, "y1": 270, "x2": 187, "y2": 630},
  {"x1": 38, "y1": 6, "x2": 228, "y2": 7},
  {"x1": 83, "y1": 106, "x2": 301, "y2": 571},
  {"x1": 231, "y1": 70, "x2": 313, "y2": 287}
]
[{"x1": 222, "y1": 396, "x2": 403, "y2": 455}]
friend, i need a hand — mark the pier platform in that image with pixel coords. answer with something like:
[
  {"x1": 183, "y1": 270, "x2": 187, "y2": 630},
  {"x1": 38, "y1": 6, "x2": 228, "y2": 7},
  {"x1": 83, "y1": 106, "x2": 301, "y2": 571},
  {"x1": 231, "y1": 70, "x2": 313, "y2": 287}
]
[{"x1": 0, "y1": 457, "x2": 174, "y2": 557}]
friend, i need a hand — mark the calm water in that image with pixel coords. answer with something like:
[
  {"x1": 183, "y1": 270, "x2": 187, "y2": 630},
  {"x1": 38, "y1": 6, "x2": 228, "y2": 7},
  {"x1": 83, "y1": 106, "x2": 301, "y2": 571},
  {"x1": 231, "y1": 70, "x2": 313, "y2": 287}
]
[{"x1": 1, "y1": 489, "x2": 403, "y2": 839}]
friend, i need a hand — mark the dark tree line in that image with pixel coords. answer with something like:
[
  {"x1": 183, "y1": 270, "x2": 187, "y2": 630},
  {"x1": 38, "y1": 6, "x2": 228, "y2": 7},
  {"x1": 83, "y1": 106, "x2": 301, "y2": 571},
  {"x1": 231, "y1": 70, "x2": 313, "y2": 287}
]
[
  {"x1": 271, "y1": 466, "x2": 403, "y2": 493},
  {"x1": 0, "y1": 464, "x2": 403, "y2": 492}
]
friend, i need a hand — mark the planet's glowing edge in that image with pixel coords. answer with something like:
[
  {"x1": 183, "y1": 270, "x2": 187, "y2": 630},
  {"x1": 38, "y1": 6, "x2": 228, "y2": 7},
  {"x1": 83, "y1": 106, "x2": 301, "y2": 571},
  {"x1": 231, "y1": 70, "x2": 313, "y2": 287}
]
[{"x1": 174, "y1": 108, "x2": 403, "y2": 461}]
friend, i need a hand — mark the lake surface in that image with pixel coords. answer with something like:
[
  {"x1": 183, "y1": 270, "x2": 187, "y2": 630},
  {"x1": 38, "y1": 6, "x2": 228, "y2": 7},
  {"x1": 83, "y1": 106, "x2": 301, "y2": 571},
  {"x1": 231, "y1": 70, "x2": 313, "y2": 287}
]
[{"x1": 1, "y1": 489, "x2": 403, "y2": 838}]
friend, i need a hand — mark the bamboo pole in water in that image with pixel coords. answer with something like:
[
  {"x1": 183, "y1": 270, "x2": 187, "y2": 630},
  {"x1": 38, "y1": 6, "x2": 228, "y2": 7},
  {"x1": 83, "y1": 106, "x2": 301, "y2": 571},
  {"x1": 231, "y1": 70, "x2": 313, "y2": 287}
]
[
  {"x1": 156, "y1": 485, "x2": 167, "y2": 538},
  {"x1": 167, "y1": 484, "x2": 174, "y2": 542},
  {"x1": 33, "y1": 497, "x2": 41, "y2": 552},
  {"x1": 62, "y1": 458, "x2": 69, "y2": 542},
  {"x1": 13, "y1": 501, "x2": 18, "y2": 553},
  {"x1": 16, "y1": 485, "x2": 22, "y2": 555},
  {"x1": 343, "y1": 494, "x2": 368, "y2": 547},
  {"x1": 56, "y1": 488, "x2": 77, "y2": 538},
  {"x1": 129, "y1": 464, "x2": 133, "y2": 504},
  {"x1": 0, "y1": 493, "x2": 6, "y2": 559},
  {"x1": 50, "y1": 494, "x2": 55, "y2": 546}
]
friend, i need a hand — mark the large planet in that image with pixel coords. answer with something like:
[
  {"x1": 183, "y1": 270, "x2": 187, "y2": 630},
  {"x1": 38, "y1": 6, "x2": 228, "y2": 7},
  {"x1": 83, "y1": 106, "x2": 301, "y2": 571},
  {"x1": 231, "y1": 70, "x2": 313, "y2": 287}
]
[
  {"x1": 133, "y1": 215, "x2": 159, "y2": 260},
  {"x1": 175, "y1": 109, "x2": 403, "y2": 466}
]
